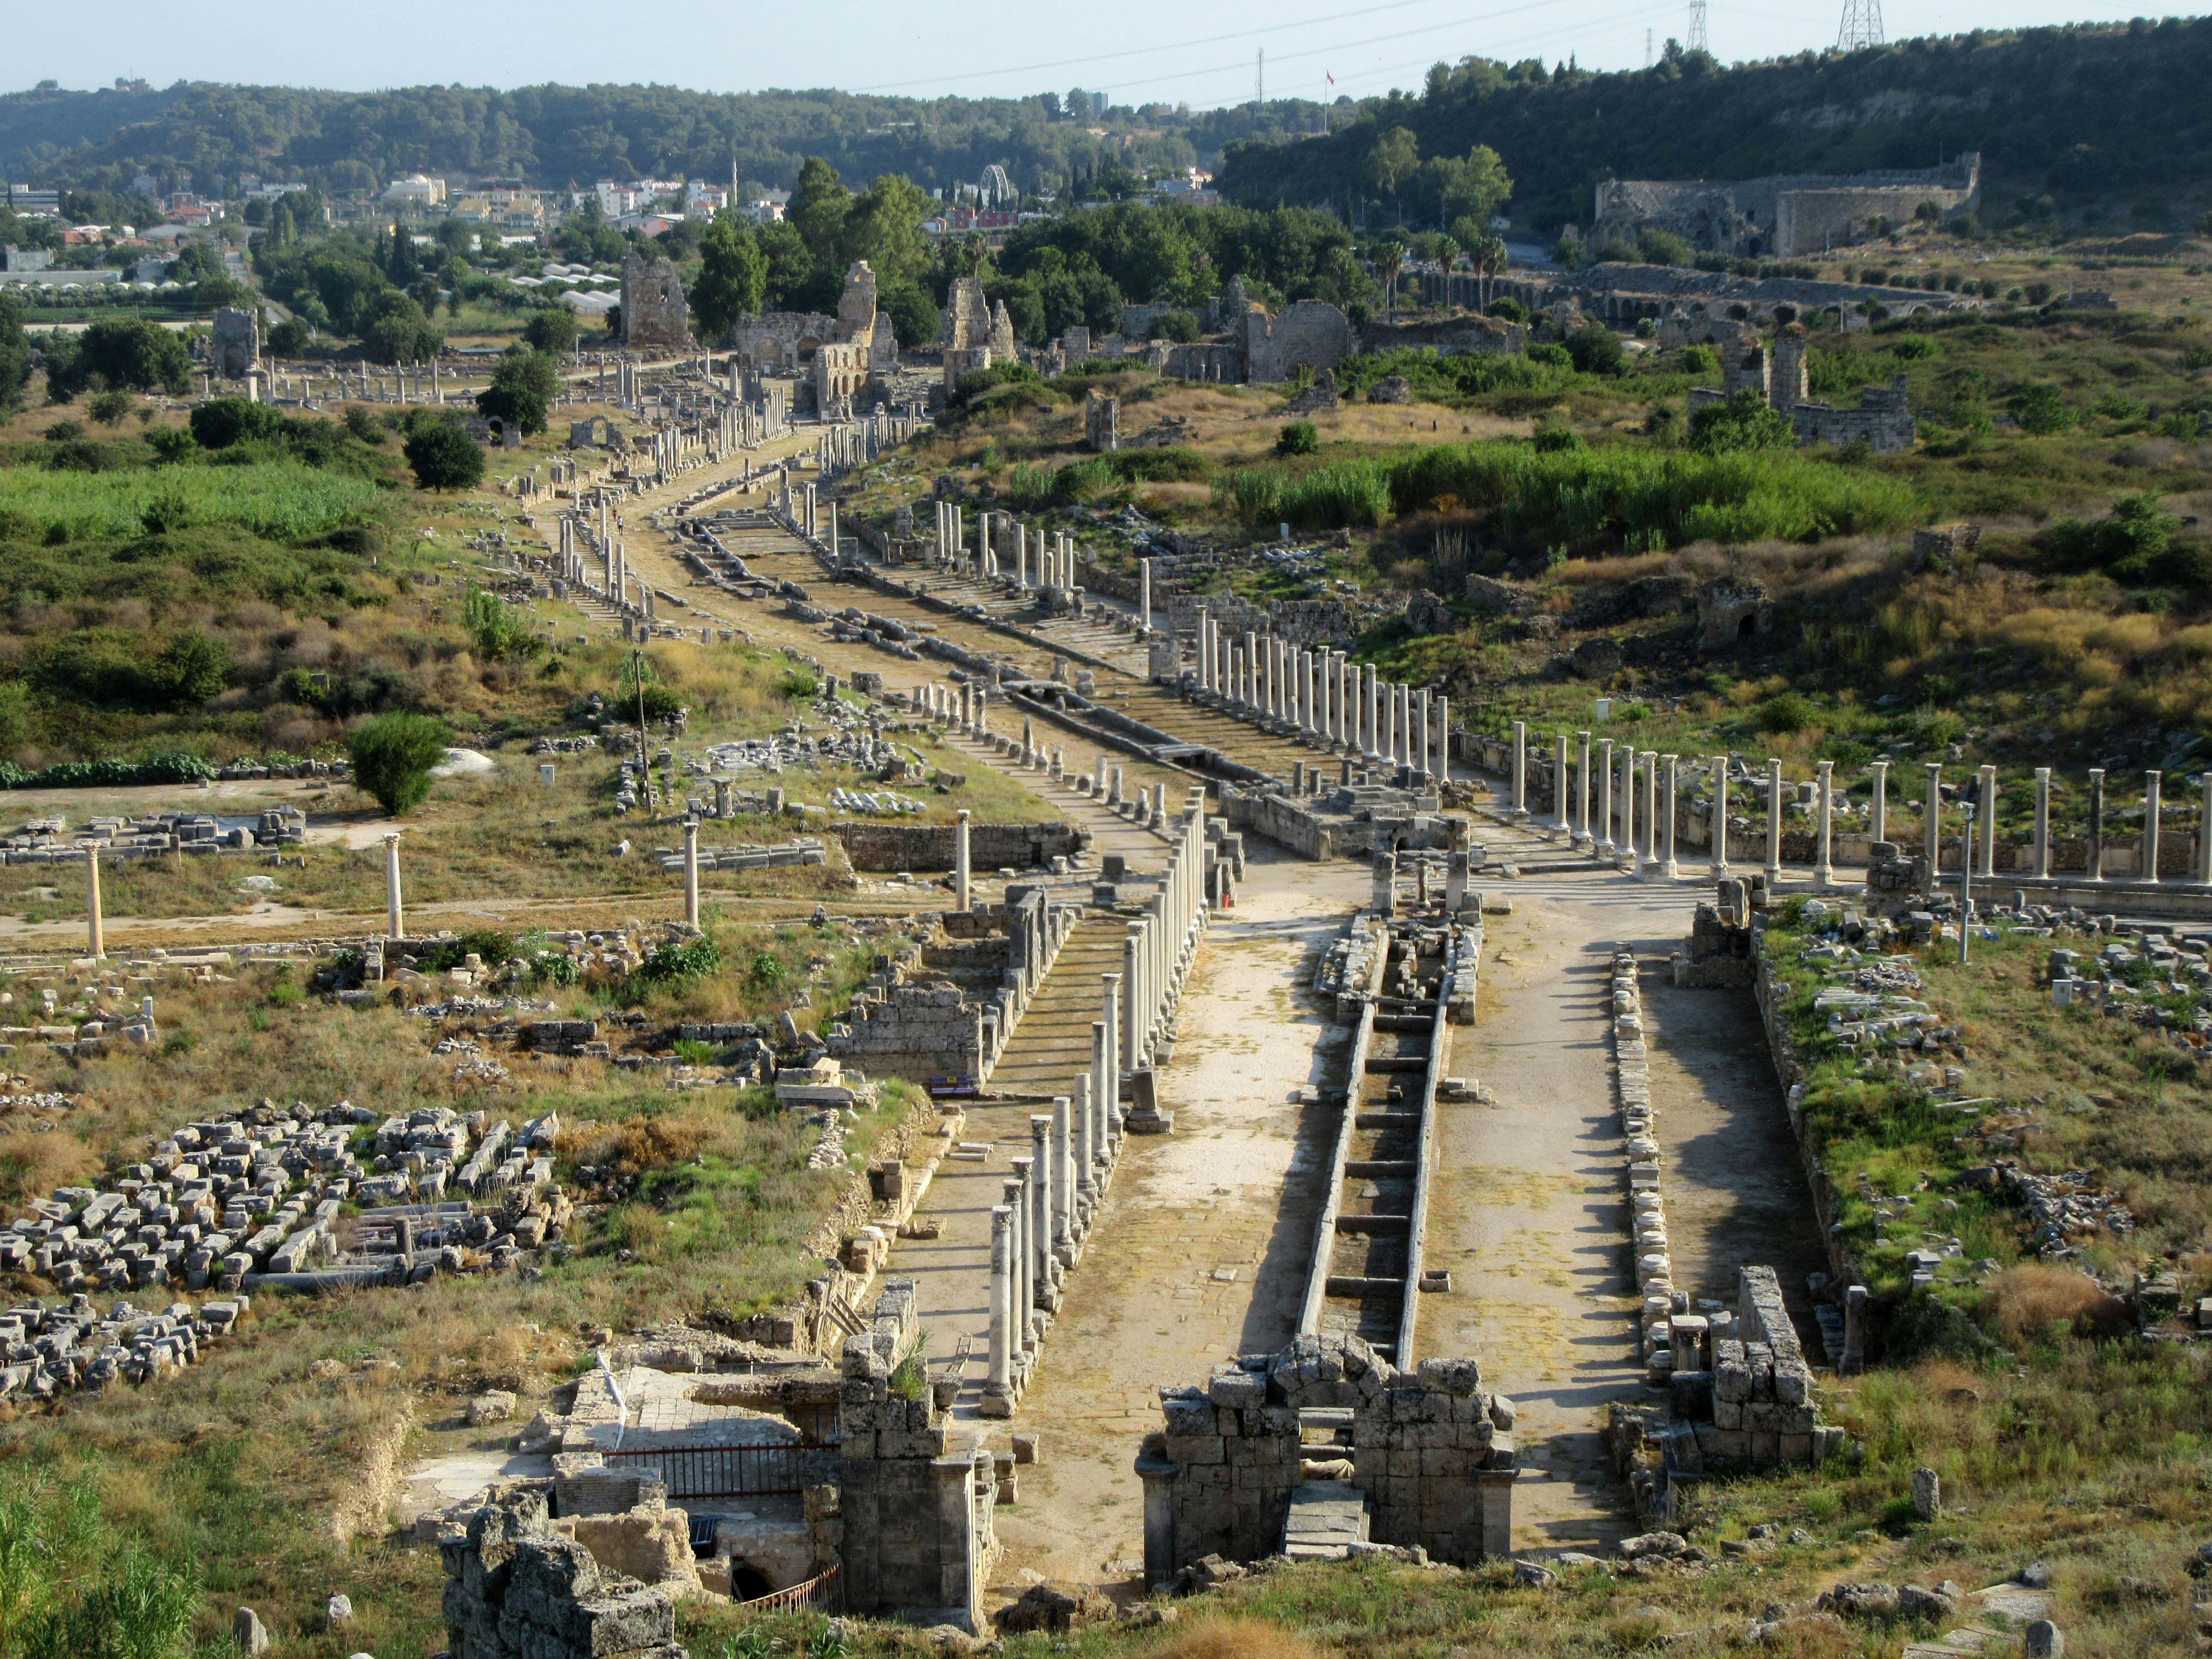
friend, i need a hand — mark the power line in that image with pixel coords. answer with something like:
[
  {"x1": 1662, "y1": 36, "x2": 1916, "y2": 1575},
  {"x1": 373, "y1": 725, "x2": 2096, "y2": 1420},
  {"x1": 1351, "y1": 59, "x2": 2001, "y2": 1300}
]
[
  {"x1": 1837, "y1": 0, "x2": 1883, "y2": 51},
  {"x1": 845, "y1": 0, "x2": 1485, "y2": 94}
]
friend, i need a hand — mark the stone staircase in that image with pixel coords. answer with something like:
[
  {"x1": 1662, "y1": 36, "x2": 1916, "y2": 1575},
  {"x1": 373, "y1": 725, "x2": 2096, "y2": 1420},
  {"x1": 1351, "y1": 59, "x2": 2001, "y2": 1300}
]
[
  {"x1": 986, "y1": 914, "x2": 1132, "y2": 1096},
  {"x1": 1281, "y1": 1481, "x2": 1372, "y2": 1560}
]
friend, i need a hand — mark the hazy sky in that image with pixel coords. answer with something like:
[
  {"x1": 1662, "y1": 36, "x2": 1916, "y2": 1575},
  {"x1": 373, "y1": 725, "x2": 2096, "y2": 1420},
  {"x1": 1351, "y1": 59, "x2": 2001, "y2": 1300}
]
[{"x1": 9, "y1": 0, "x2": 2171, "y2": 109}]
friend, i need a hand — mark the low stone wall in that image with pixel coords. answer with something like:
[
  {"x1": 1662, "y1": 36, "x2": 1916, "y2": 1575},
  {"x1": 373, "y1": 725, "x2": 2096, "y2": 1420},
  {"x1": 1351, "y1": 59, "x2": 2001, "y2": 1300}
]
[
  {"x1": 830, "y1": 820, "x2": 1087, "y2": 873},
  {"x1": 438, "y1": 1485, "x2": 686, "y2": 1659}
]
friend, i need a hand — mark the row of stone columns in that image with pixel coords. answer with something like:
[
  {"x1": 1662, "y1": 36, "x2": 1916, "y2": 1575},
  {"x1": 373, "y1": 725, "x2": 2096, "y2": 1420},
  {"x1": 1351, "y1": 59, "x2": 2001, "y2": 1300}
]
[
  {"x1": 984, "y1": 980, "x2": 1130, "y2": 1415},
  {"x1": 1123, "y1": 788, "x2": 1208, "y2": 1073},
  {"x1": 1186, "y1": 612, "x2": 1447, "y2": 780}
]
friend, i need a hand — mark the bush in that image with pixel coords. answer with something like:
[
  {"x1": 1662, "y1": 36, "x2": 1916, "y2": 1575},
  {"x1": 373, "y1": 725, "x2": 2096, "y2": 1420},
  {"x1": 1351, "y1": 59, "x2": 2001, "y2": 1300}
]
[
  {"x1": 1487, "y1": 297, "x2": 1525, "y2": 322},
  {"x1": 1275, "y1": 421, "x2": 1319, "y2": 457},
  {"x1": 1532, "y1": 424, "x2": 1584, "y2": 453},
  {"x1": 1678, "y1": 344, "x2": 1718, "y2": 373},
  {"x1": 1755, "y1": 691, "x2": 1815, "y2": 734},
  {"x1": 1689, "y1": 388, "x2": 1796, "y2": 455},
  {"x1": 348, "y1": 711, "x2": 451, "y2": 816},
  {"x1": 1564, "y1": 323, "x2": 1625, "y2": 377},
  {"x1": 86, "y1": 389, "x2": 132, "y2": 426},
  {"x1": 635, "y1": 935, "x2": 722, "y2": 985},
  {"x1": 190, "y1": 396, "x2": 288, "y2": 451},
  {"x1": 404, "y1": 418, "x2": 485, "y2": 490},
  {"x1": 1144, "y1": 311, "x2": 1200, "y2": 343},
  {"x1": 45, "y1": 316, "x2": 192, "y2": 396},
  {"x1": 463, "y1": 584, "x2": 541, "y2": 660},
  {"x1": 2042, "y1": 491, "x2": 2181, "y2": 576},
  {"x1": 1982, "y1": 1264, "x2": 2129, "y2": 1347}
]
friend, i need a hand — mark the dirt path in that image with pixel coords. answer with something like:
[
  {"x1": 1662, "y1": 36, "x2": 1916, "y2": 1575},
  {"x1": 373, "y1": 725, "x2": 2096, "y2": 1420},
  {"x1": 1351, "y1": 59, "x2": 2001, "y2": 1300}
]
[{"x1": 982, "y1": 850, "x2": 1366, "y2": 1588}]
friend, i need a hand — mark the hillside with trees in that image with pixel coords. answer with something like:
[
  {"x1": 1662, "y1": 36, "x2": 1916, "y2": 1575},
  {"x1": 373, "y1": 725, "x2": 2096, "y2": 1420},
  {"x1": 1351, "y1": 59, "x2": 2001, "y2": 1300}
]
[
  {"x1": 1219, "y1": 19, "x2": 2212, "y2": 235},
  {"x1": 0, "y1": 80, "x2": 1328, "y2": 201}
]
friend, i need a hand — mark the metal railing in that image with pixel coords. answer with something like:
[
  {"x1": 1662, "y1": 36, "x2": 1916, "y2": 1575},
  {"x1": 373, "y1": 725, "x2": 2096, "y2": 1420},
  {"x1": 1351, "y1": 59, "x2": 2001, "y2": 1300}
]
[
  {"x1": 601, "y1": 1438, "x2": 827, "y2": 1499},
  {"x1": 733, "y1": 1562, "x2": 840, "y2": 1617}
]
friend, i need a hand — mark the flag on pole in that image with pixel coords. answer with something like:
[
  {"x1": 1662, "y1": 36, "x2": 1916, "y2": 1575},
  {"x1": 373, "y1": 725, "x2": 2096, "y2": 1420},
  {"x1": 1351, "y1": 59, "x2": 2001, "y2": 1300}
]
[{"x1": 1326, "y1": 72, "x2": 1336, "y2": 85}]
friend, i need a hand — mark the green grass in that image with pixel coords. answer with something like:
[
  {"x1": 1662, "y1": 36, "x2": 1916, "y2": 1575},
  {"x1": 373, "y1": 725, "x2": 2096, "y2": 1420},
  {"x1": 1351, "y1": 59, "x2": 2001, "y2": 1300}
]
[
  {"x1": 1220, "y1": 440, "x2": 1926, "y2": 545},
  {"x1": 0, "y1": 459, "x2": 384, "y2": 543}
]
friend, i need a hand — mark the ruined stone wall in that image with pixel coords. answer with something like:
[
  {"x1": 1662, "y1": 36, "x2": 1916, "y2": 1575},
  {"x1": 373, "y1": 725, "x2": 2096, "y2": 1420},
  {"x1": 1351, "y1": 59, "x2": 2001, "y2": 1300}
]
[
  {"x1": 210, "y1": 307, "x2": 258, "y2": 378},
  {"x1": 1246, "y1": 299, "x2": 1360, "y2": 385},
  {"x1": 620, "y1": 254, "x2": 692, "y2": 353},
  {"x1": 1793, "y1": 374, "x2": 1915, "y2": 452},
  {"x1": 1776, "y1": 178, "x2": 1978, "y2": 258},
  {"x1": 1146, "y1": 1335, "x2": 1514, "y2": 1574},
  {"x1": 835, "y1": 1307, "x2": 994, "y2": 1629},
  {"x1": 730, "y1": 313, "x2": 837, "y2": 371},
  {"x1": 829, "y1": 820, "x2": 1087, "y2": 871},
  {"x1": 439, "y1": 1486, "x2": 685, "y2": 1659}
]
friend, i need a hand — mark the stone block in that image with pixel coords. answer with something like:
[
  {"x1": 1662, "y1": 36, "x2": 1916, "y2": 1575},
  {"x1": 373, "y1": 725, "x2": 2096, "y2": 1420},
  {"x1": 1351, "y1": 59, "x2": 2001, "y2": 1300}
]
[{"x1": 1164, "y1": 1433, "x2": 1224, "y2": 1466}]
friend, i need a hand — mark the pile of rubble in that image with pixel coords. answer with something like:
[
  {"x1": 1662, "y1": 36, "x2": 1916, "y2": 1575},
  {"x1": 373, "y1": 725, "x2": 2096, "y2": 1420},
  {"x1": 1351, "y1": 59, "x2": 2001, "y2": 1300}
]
[
  {"x1": 2, "y1": 1291, "x2": 249, "y2": 1401},
  {"x1": 0, "y1": 1100, "x2": 572, "y2": 1329},
  {"x1": 0, "y1": 807, "x2": 308, "y2": 864}
]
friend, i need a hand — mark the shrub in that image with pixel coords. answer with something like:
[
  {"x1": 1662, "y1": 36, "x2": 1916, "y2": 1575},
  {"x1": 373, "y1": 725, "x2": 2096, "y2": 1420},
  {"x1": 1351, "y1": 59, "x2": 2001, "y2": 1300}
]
[
  {"x1": 404, "y1": 418, "x2": 485, "y2": 490},
  {"x1": 1144, "y1": 311, "x2": 1200, "y2": 343},
  {"x1": 1982, "y1": 1264, "x2": 2128, "y2": 1347},
  {"x1": 86, "y1": 389, "x2": 132, "y2": 426},
  {"x1": 1689, "y1": 388, "x2": 1796, "y2": 454},
  {"x1": 635, "y1": 936, "x2": 722, "y2": 984},
  {"x1": 1755, "y1": 691, "x2": 1815, "y2": 734},
  {"x1": 1275, "y1": 420, "x2": 1319, "y2": 457},
  {"x1": 191, "y1": 396, "x2": 288, "y2": 451},
  {"x1": 2043, "y1": 491, "x2": 2181, "y2": 575},
  {"x1": 1679, "y1": 344, "x2": 1718, "y2": 373},
  {"x1": 1564, "y1": 322, "x2": 1625, "y2": 377},
  {"x1": 463, "y1": 585, "x2": 541, "y2": 661},
  {"x1": 1532, "y1": 424, "x2": 1584, "y2": 453},
  {"x1": 1487, "y1": 297, "x2": 1525, "y2": 322},
  {"x1": 347, "y1": 711, "x2": 451, "y2": 816}
]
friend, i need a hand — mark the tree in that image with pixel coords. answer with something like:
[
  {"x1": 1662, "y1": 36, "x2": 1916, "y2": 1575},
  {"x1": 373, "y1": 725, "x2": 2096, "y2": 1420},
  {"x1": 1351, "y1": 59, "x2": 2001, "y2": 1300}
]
[
  {"x1": 154, "y1": 629, "x2": 232, "y2": 705},
  {"x1": 47, "y1": 317, "x2": 191, "y2": 396},
  {"x1": 349, "y1": 711, "x2": 452, "y2": 816},
  {"x1": 690, "y1": 214, "x2": 767, "y2": 340},
  {"x1": 359, "y1": 290, "x2": 442, "y2": 364},
  {"x1": 0, "y1": 290, "x2": 28, "y2": 412},
  {"x1": 476, "y1": 345, "x2": 559, "y2": 436},
  {"x1": 1689, "y1": 387, "x2": 1795, "y2": 452},
  {"x1": 844, "y1": 173, "x2": 934, "y2": 287},
  {"x1": 1565, "y1": 322, "x2": 1626, "y2": 376},
  {"x1": 756, "y1": 218, "x2": 815, "y2": 310},
  {"x1": 404, "y1": 416, "x2": 485, "y2": 490},
  {"x1": 190, "y1": 395, "x2": 286, "y2": 449},
  {"x1": 522, "y1": 305, "x2": 579, "y2": 355},
  {"x1": 1362, "y1": 127, "x2": 1422, "y2": 222},
  {"x1": 384, "y1": 220, "x2": 420, "y2": 287},
  {"x1": 87, "y1": 389, "x2": 132, "y2": 426},
  {"x1": 788, "y1": 156, "x2": 853, "y2": 306}
]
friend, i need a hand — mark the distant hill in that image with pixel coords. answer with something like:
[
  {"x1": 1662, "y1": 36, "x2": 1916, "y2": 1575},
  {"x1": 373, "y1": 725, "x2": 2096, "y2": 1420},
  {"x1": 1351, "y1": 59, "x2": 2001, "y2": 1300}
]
[
  {"x1": 1217, "y1": 19, "x2": 2212, "y2": 237},
  {"x1": 0, "y1": 81, "x2": 1327, "y2": 199}
]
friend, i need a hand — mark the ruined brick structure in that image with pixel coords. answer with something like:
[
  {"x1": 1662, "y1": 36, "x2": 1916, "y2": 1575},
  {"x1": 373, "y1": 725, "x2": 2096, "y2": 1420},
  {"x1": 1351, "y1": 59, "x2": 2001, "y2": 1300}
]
[
  {"x1": 1155, "y1": 280, "x2": 1359, "y2": 387},
  {"x1": 438, "y1": 1484, "x2": 686, "y2": 1659},
  {"x1": 1084, "y1": 387, "x2": 1119, "y2": 452},
  {"x1": 834, "y1": 1284, "x2": 997, "y2": 1628},
  {"x1": 1689, "y1": 324, "x2": 1913, "y2": 452},
  {"x1": 1591, "y1": 154, "x2": 1981, "y2": 259},
  {"x1": 619, "y1": 253, "x2": 692, "y2": 353},
  {"x1": 210, "y1": 307, "x2": 258, "y2": 379},
  {"x1": 1138, "y1": 1334, "x2": 1515, "y2": 1581}
]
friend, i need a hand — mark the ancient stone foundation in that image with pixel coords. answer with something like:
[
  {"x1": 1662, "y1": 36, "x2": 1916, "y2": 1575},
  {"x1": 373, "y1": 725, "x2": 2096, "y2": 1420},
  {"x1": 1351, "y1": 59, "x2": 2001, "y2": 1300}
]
[{"x1": 439, "y1": 1485, "x2": 686, "y2": 1659}]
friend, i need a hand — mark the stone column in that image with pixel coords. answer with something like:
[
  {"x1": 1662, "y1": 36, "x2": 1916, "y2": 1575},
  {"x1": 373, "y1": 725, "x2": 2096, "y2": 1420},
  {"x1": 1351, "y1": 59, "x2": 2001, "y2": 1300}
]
[
  {"x1": 383, "y1": 832, "x2": 404, "y2": 940},
  {"x1": 1417, "y1": 690, "x2": 1433, "y2": 780},
  {"x1": 2199, "y1": 772, "x2": 2212, "y2": 886},
  {"x1": 1511, "y1": 720, "x2": 1528, "y2": 816},
  {"x1": 1766, "y1": 758, "x2": 1785, "y2": 885},
  {"x1": 1553, "y1": 733, "x2": 1570, "y2": 838},
  {"x1": 2144, "y1": 770, "x2": 2162, "y2": 884},
  {"x1": 1123, "y1": 930, "x2": 1144, "y2": 1072},
  {"x1": 1814, "y1": 761, "x2": 1835, "y2": 889},
  {"x1": 1620, "y1": 747, "x2": 1638, "y2": 872},
  {"x1": 1641, "y1": 751, "x2": 1659, "y2": 870},
  {"x1": 2034, "y1": 767, "x2": 2054, "y2": 879},
  {"x1": 1575, "y1": 731, "x2": 1593, "y2": 847},
  {"x1": 1595, "y1": 739, "x2": 1616, "y2": 860},
  {"x1": 85, "y1": 846, "x2": 104, "y2": 960},
  {"x1": 1138, "y1": 558, "x2": 1152, "y2": 636},
  {"x1": 683, "y1": 818, "x2": 700, "y2": 927},
  {"x1": 1662, "y1": 755, "x2": 1680, "y2": 878},
  {"x1": 1924, "y1": 763, "x2": 1943, "y2": 880},
  {"x1": 1099, "y1": 979, "x2": 1120, "y2": 1142},
  {"x1": 1051, "y1": 1096, "x2": 1075, "y2": 1254},
  {"x1": 1004, "y1": 1171, "x2": 1032, "y2": 1350},
  {"x1": 1972, "y1": 763, "x2": 1996, "y2": 878},
  {"x1": 1363, "y1": 666, "x2": 1381, "y2": 761},
  {"x1": 955, "y1": 809, "x2": 972, "y2": 911},
  {"x1": 1869, "y1": 759, "x2": 1888, "y2": 843},
  {"x1": 1436, "y1": 696, "x2": 1451, "y2": 780},
  {"x1": 988, "y1": 1206, "x2": 1013, "y2": 1393},
  {"x1": 1712, "y1": 759, "x2": 1731, "y2": 877},
  {"x1": 2088, "y1": 768, "x2": 2106, "y2": 881},
  {"x1": 1028, "y1": 1116, "x2": 1054, "y2": 1299}
]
